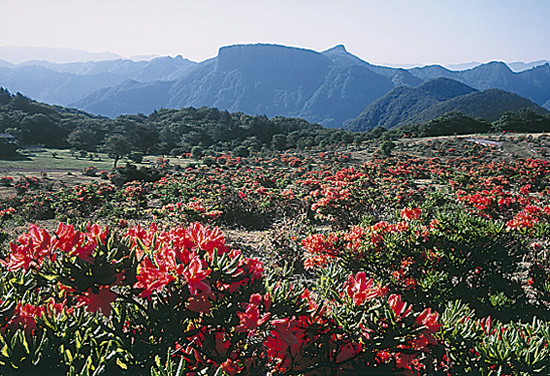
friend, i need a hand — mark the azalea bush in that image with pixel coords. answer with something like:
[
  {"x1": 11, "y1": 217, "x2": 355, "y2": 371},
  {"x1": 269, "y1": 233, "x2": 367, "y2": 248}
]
[
  {"x1": 0, "y1": 138, "x2": 550, "y2": 374},
  {"x1": 1, "y1": 221, "x2": 549, "y2": 375},
  {"x1": 0, "y1": 221, "x2": 455, "y2": 375},
  {"x1": 301, "y1": 203, "x2": 550, "y2": 321}
]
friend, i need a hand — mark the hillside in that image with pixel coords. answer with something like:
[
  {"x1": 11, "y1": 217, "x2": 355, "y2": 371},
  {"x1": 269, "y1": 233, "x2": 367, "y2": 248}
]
[
  {"x1": 0, "y1": 88, "x2": 362, "y2": 159},
  {"x1": 409, "y1": 89, "x2": 548, "y2": 124},
  {"x1": 343, "y1": 86, "x2": 439, "y2": 132},
  {"x1": 344, "y1": 77, "x2": 547, "y2": 132},
  {"x1": 343, "y1": 78, "x2": 477, "y2": 131}
]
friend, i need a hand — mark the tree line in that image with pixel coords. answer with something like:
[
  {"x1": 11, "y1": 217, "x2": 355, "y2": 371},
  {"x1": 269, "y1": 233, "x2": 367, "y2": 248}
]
[
  {"x1": 1, "y1": 88, "x2": 548, "y2": 161},
  {"x1": 0, "y1": 88, "x2": 363, "y2": 160}
]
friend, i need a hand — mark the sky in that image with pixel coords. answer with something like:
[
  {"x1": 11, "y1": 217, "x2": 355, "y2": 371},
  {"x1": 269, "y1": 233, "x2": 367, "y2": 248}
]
[{"x1": 2, "y1": 0, "x2": 549, "y2": 66}]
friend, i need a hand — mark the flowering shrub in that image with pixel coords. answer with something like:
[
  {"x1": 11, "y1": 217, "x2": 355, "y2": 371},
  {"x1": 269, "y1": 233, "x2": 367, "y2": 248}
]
[
  {"x1": 82, "y1": 165, "x2": 98, "y2": 177},
  {"x1": 0, "y1": 176, "x2": 14, "y2": 187},
  {"x1": 0, "y1": 139, "x2": 549, "y2": 374},
  {"x1": 0, "y1": 221, "x2": 455, "y2": 375}
]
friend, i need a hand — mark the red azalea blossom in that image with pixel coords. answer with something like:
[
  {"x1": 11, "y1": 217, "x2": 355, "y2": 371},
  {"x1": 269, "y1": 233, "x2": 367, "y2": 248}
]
[
  {"x1": 9, "y1": 303, "x2": 45, "y2": 332},
  {"x1": 1, "y1": 224, "x2": 52, "y2": 271},
  {"x1": 388, "y1": 294, "x2": 412, "y2": 321},
  {"x1": 218, "y1": 359, "x2": 242, "y2": 375},
  {"x1": 416, "y1": 308, "x2": 442, "y2": 333},
  {"x1": 133, "y1": 256, "x2": 176, "y2": 298},
  {"x1": 183, "y1": 256, "x2": 212, "y2": 295},
  {"x1": 54, "y1": 223, "x2": 96, "y2": 263},
  {"x1": 345, "y1": 272, "x2": 380, "y2": 306},
  {"x1": 76, "y1": 286, "x2": 117, "y2": 317},
  {"x1": 187, "y1": 292, "x2": 213, "y2": 313},
  {"x1": 401, "y1": 207, "x2": 422, "y2": 221}
]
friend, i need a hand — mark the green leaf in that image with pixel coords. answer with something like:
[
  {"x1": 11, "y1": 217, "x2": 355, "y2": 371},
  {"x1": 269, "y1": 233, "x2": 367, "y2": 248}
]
[{"x1": 116, "y1": 357, "x2": 128, "y2": 370}]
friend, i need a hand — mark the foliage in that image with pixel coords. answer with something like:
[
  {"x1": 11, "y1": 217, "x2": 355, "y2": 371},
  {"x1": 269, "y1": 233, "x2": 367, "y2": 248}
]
[
  {"x1": 1, "y1": 122, "x2": 550, "y2": 374},
  {"x1": 0, "y1": 88, "x2": 362, "y2": 159}
]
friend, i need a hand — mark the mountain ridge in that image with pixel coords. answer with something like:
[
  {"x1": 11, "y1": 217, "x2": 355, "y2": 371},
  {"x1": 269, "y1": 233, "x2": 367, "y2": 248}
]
[
  {"x1": 344, "y1": 78, "x2": 548, "y2": 132},
  {"x1": 1, "y1": 43, "x2": 549, "y2": 128}
]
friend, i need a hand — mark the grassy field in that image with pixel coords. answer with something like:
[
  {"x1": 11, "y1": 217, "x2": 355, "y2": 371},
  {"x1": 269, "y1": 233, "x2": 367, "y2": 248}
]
[
  {"x1": 0, "y1": 148, "x2": 192, "y2": 172},
  {"x1": 0, "y1": 148, "x2": 115, "y2": 171},
  {"x1": 0, "y1": 148, "x2": 193, "y2": 199}
]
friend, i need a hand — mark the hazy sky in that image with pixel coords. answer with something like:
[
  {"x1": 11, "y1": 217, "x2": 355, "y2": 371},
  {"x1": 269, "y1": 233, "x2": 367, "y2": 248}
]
[{"x1": 2, "y1": 0, "x2": 549, "y2": 65}]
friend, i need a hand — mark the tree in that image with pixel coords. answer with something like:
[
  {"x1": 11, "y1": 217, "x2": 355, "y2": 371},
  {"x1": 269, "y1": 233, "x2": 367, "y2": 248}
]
[
  {"x1": 271, "y1": 134, "x2": 287, "y2": 151},
  {"x1": 233, "y1": 145, "x2": 250, "y2": 157},
  {"x1": 101, "y1": 135, "x2": 132, "y2": 168},
  {"x1": 380, "y1": 140, "x2": 395, "y2": 156},
  {"x1": 191, "y1": 146, "x2": 204, "y2": 159},
  {"x1": 67, "y1": 127, "x2": 100, "y2": 151},
  {"x1": 0, "y1": 139, "x2": 20, "y2": 159}
]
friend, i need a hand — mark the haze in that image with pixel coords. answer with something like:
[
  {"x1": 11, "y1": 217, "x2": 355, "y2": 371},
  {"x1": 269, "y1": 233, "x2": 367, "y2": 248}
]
[{"x1": 2, "y1": 0, "x2": 549, "y2": 66}]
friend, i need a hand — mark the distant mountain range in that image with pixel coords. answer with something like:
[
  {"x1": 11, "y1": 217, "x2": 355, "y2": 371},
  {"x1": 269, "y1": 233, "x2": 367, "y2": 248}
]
[
  {"x1": 445, "y1": 60, "x2": 550, "y2": 72},
  {"x1": 1, "y1": 44, "x2": 549, "y2": 128},
  {"x1": 0, "y1": 46, "x2": 123, "y2": 64}
]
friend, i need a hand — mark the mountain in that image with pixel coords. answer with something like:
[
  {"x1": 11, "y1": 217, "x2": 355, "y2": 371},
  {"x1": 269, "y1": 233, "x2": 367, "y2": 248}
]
[
  {"x1": 507, "y1": 60, "x2": 550, "y2": 72},
  {"x1": 72, "y1": 44, "x2": 395, "y2": 127},
  {"x1": 72, "y1": 80, "x2": 173, "y2": 116},
  {"x1": 445, "y1": 62, "x2": 482, "y2": 71},
  {"x1": 416, "y1": 77, "x2": 477, "y2": 100},
  {"x1": 0, "y1": 59, "x2": 14, "y2": 68},
  {"x1": 0, "y1": 46, "x2": 121, "y2": 64},
  {"x1": 344, "y1": 78, "x2": 477, "y2": 131},
  {"x1": 343, "y1": 78, "x2": 547, "y2": 132},
  {"x1": 544, "y1": 99, "x2": 550, "y2": 111},
  {"x1": 1, "y1": 43, "x2": 549, "y2": 129},
  {"x1": 0, "y1": 56, "x2": 196, "y2": 105},
  {"x1": 18, "y1": 55, "x2": 195, "y2": 80},
  {"x1": 410, "y1": 62, "x2": 550, "y2": 107},
  {"x1": 441, "y1": 60, "x2": 550, "y2": 72}
]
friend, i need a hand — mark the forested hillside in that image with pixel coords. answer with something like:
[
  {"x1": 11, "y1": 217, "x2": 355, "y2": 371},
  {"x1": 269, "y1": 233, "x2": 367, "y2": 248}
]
[
  {"x1": 0, "y1": 88, "x2": 362, "y2": 159},
  {"x1": 344, "y1": 78, "x2": 548, "y2": 132}
]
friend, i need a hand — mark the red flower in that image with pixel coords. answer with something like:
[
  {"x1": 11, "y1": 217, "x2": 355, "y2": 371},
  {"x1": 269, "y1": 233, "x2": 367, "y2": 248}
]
[
  {"x1": 186, "y1": 222, "x2": 228, "y2": 256},
  {"x1": 183, "y1": 256, "x2": 211, "y2": 295},
  {"x1": 9, "y1": 303, "x2": 44, "y2": 332},
  {"x1": 388, "y1": 294, "x2": 411, "y2": 321},
  {"x1": 86, "y1": 223, "x2": 109, "y2": 243},
  {"x1": 236, "y1": 294, "x2": 271, "y2": 333},
  {"x1": 395, "y1": 352, "x2": 417, "y2": 371},
  {"x1": 416, "y1": 308, "x2": 441, "y2": 333},
  {"x1": 54, "y1": 223, "x2": 96, "y2": 263},
  {"x1": 345, "y1": 272, "x2": 379, "y2": 305},
  {"x1": 218, "y1": 359, "x2": 242, "y2": 376},
  {"x1": 76, "y1": 286, "x2": 117, "y2": 317},
  {"x1": 1, "y1": 224, "x2": 51, "y2": 271},
  {"x1": 187, "y1": 292, "x2": 213, "y2": 313},
  {"x1": 375, "y1": 350, "x2": 392, "y2": 364},
  {"x1": 270, "y1": 318, "x2": 299, "y2": 345},
  {"x1": 134, "y1": 257, "x2": 176, "y2": 299},
  {"x1": 400, "y1": 207, "x2": 422, "y2": 221}
]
